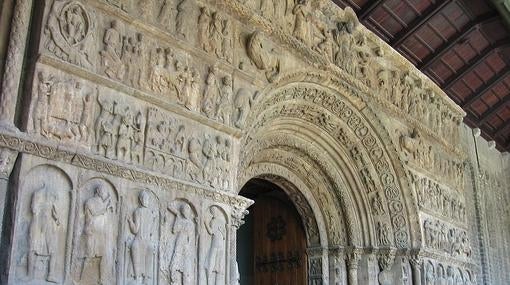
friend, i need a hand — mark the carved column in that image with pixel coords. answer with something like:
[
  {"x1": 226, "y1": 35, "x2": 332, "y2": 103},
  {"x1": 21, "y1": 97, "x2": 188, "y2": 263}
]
[
  {"x1": 0, "y1": 147, "x2": 17, "y2": 283},
  {"x1": 346, "y1": 248, "x2": 362, "y2": 285},
  {"x1": 409, "y1": 255, "x2": 422, "y2": 285},
  {"x1": 0, "y1": 0, "x2": 33, "y2": 128},
  {"x1": 230, "y1": 205, "x2": 249, "y2": 285}
]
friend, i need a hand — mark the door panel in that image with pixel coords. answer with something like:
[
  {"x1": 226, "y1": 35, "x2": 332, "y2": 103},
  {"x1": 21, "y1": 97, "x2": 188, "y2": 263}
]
[{"x1": 252, "y1": 196, "x2": 307, "y2": 285}]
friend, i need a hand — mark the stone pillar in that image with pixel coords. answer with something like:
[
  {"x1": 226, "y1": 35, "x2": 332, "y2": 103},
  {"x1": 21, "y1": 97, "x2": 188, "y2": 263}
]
[
  {"x1": 366, "y1": 251, "x2": 379, "y2": 285},
  {"x1": 409, "y1": 255, "x2": 422, "y2": 285},
  {"x1": 346, "y1": 248, "x2": 362, "y2": 285},
  {"x1": 0, "y1": 0, "x2": 33, "y2": 128},
  {"x1": 230, "y1": 205, "x2": 249, "y2": 285}
]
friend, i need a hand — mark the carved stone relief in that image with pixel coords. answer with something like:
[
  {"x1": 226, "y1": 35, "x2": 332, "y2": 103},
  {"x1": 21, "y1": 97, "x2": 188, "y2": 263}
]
[
  {"x1": 14, "y1": 164, "x2": 72, "y2": 284},
  {"x1": 44, "y1": 0, "x2": 96, "y2": 69},
  {"x1": 422, "y1": 217, "x2": 472, "y2": 259},
  {"x1": 71, "y1": 178, "x2": 118, "y2": 284},
  {"x1": 422, "y1": 259, "x2": 476, "y2": 285}
]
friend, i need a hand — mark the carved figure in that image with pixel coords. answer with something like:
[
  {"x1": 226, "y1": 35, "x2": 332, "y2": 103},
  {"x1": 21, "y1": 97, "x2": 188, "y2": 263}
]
[
  {"x1": 217, "y1": 76, "x2": 233, "y2": 124},
  {"x1": 100, "y1": 20, "x2": 125, "y2": 80},
  {"x1": 233, "y1": 89, "x2": 258, "y2": 128},
  {"x1": 202, "y1": 136, "x2": 218, "y2": 188},
  {"x1": 32, "y1": 72, "x2": 53, "y2": 137},
  {"x1": 205, "y1": 207, "x2": 226, "y2": 285},
  {"x1": 260, "y1": 0, "x2": 275, "y2": 18},
  {"x1": 377, "y1": 221, "x2": 391, "y2": 246},
  {"x1": 138, "y1": 0, "x2": 155, "y2": 20},
  {"x1": 187, "y1": 138, "x2": 203, "y2": 182},
  {"x1": 128, "y1": 190, "x2": 158, "y2": 284},
  {"x1": 334, "y1": 8, "x2": 358, "y2": 72},
  {"x1": 247, "y1": 32, "x2": 280, "y2": 82},
  {"x1": 44, "y1": 1, "x2": 94, "y2": 68},
  {"x1": 176, "y1": 0, "x2": 193, "y2": 39},
  {"x1": 370, "y1": 192, "x2": 385, "y2": 216},
  {"x1": 211, "y1": 12, "x2": 225, "y2": 59},
  {"x1": 202, "y1": 66, "x2": 221, "y2": 119},
  {"x1": 292, "y1": 0, "x2": 310, "y2": 45},
  {"x1": 221, "y1": 18, "x2": 233, "y2": 63},
  {"x1": 167, "y1": 202, "x2": 196, "y2": 285},
  {"x1": 27, "y1": 184, "x2": 60, "y2": 283},
  {"x1": 425, "y1": 262, "x2": 435, "y2": 285},
  {"x1": 117, "y1": 108, "x2": 134, "y2": 162},
  {"x1": 183, "y1": 68, "x2": 201, "y2": 112},
  {"x1": 80, "y1": 185, "x2": 116, "y2": 284},
  {"x1": 198, "y1": 7, "x2": 213, "y2": 53}
]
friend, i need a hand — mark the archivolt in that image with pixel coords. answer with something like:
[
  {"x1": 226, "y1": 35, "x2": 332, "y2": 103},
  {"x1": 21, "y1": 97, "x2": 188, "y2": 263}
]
[{"x1": 237, "y1": 70, "x2": 421, "y2": 249}]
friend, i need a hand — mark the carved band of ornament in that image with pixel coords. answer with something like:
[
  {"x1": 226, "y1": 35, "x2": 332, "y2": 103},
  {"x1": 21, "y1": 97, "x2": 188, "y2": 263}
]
[
  {"x1": 250, "y1": 91, "x2": 410, "y2": 246},
  {"x1": 0, "y1": 130, "x2": 251, "y2": 209},
  {"x1": 38, "y1": 55, "x2": 241, "y2": 138}
]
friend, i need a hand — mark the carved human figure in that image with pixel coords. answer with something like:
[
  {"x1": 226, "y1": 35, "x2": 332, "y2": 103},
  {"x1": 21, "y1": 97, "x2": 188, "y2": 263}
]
[
  {"x1": 176, "y1": 0, "x2": 193, "y2": 39},
  {"x1": 424, "y1": 262, "x2": 435, "y2": 285},
  {"x1": 131, "y1": 111, "x2": 145, "y2": 164},
  {"x1": 205, "y1": 207, "x2": 226, "y2": 285},
  {"x1": 217, "y1": 76, "x2": 233, "y2": 124},
  {"x1": 32, "y1": 72, "x2": 53, "y2": 137},
  {"x1": 377, "y1": 221, "x2": 391, "y2": 246},
  {"x1": 78, "y1": 86, "x2": 96, "y2": 143},
  {"x1": 292, "y1": 0, "x2": 310, "y2": 46},
  {"x1": 198, "y1": 7, "x2": 212, "y2": 52},
  {"x1": 117, "y1": 108, "x2": 134, "y2": 161},
  {"x1": 221, "y1": 18, "x2": 233, "y2": 63},
  {"x1": 100, "y1": 20, "x2": 125, "y2": 80},
  {"x1": 187, "y1": 138, "x2": 203, "y2": 182},
  {"x1": 334, "y1": 8, "x2": 357, "y2": 71},
  {"x1": 370, "y1": 192, "x2": 385, "y2": 216},
  {"x1": 138, "y1": 0, "x2": 154, "y2": 20},
  {"x1": 202, "y1": 136, "x2": 218, "y2": 188},
  {"x1": 27, "y1": 183, "x2": 60, "y2": 283},
  {"x1": 167, "y1": 202, "x2": 196, "y2": 285},
  {"x1": 211, "y1": 13, "x2": 224, "y2": 59},
  {"x1": 202, "y1": 66, "x2": 220, "y2": 118},
  {"x1": 183, "y1": 68, "x2": 200, "y2": 112},
  {"x1": 80, "y1": 185, "x2": 115, "y2": 284},
  {"x1": 128, "y1": 190, "x2": 158, "y2": 284},
  {"x1": 233, "y1": 88, "x2": 256, "y2": 128}
]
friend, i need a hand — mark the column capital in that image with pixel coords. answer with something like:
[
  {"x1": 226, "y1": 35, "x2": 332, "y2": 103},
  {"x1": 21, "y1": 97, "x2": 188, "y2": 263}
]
[{"x1": 231, "y1": 204, "x2": 249, "y2": 229}]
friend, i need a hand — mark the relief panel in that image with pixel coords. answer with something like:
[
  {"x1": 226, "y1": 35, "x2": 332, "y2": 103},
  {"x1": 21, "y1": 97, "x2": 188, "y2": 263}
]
[{"x1": 13, "y1": 164, "x2": 73, "y2": 284}]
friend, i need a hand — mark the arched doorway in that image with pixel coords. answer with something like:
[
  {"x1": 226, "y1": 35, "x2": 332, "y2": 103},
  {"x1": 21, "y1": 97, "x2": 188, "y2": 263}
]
[{"x1": 237, "y1": 178, "x2": 309, "y2": 285}]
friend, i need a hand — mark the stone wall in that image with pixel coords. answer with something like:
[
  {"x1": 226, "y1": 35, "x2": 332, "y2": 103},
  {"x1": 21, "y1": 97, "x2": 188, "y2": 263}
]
[{"x1": 0, "y1": 0, "x2": 508, "y2": 284}]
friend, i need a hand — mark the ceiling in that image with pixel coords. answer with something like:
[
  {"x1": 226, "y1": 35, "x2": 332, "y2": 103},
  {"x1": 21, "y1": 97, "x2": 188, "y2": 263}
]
[{"x1": 333, "y1": 0, "x2": 510, "y2": 152}]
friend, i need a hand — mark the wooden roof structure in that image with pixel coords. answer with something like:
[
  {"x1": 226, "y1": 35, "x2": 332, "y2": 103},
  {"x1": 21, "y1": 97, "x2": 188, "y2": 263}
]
[{"x1": 334, "y1": 0, "x2": 510, "y2": 152}]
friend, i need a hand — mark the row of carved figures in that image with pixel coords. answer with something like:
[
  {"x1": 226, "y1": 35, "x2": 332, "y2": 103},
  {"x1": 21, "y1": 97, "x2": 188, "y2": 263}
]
[
  {"x1": 423, "y1": 219, "x2": 472, "y2": 259},
  {"x1": 400, "y1": 129, "x2": 465, "y2": 188},
  {"x1": 423, "y1": 260, "x2": 476, "y2": 285},
  {"x1": 43, "y1": 0, "x2": 462, "y2": 144},
  {"x1": 19, "y1": 165, "x2": 232, "y2": 285},
  {"x1": 411, "y1": 173, "x2": 467, "y2": 224},
  {"x1": 29, "y1": 70, "x2": 235, "y2": 190}
]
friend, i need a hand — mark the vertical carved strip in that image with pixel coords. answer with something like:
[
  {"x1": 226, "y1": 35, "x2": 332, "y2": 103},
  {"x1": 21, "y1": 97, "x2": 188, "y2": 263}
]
[
  {"x1": 0, "y1": 0, "x2": 33, "y2": 127},
  {"x1": 230, "y1": 205, "x2": 248, "y2": 285},
  {"x1": 347, "y1": 248, "x2": 362, "y2": 285}
]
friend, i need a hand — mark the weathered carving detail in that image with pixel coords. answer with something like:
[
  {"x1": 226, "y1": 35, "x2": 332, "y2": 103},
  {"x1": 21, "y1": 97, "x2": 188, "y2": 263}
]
[
  {"x1": 377, "y1": 249, "x2": 396, "y2": 285},
  {"x1": 75, "y1": 181, "x2": 118, "y2": 284},
  {"x1": 44, "y1": 1, "x2": 95, "y2": 68},
  {"x1": 126, "y1": 190, "x2": 159, "y2": 284},
  {"x1": 164, "y1": 200, "x2": 197, "y2": 284},
  {"x1": 411, "y1": 172, "x2": 466, "y2": 224},
  {"x1": 423, "y1": 218, "x2": 472, "y2": 259},
  {"x1": 247, "y1": 32, "x2": 281, "y2": 82},
  {"x1": 204, "y1": 206, "x2": 228, "y2": 285},
  {"x1": 0, "y1": 147, "x2": 17, "y2": 178},
  {"x1": 29, "y1": 70, "x2": 97, "y2": 145},
  {"x1": 400, "y1": 129, "x2": 465, "y2": 188},
  {"x1": 422, "y1": 259, "x2": 476, "y2": 285}
]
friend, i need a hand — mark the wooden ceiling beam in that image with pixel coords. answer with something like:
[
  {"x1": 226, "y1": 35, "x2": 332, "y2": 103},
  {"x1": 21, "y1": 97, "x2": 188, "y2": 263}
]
[
  {"x1": 479, "y1": 96, "x2": 510, "y2": 126},
  {"x1": 462, "y1": 66, "x2": 510, "y2": 108},
  {"x1": 391, "y1": 0, "x2": 453, "y2": 48},
  {"x1": 418, "y1": 12, "x2": 499, "y2": 71},
  {"x1": 442, "y1": 39, "x2": 510, "y2": 90},
  {"x1": 494, "y1": 118, "x2": 510, "y2": 138},
  {"x1": 359, "y1": 0, "x2": 385, "y2": 20}
]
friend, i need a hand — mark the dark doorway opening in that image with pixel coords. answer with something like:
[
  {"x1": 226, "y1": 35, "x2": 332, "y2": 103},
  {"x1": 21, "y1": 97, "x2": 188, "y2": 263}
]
[{"x1": 237, "y1": 178, "x2": 308, "y2": 285}]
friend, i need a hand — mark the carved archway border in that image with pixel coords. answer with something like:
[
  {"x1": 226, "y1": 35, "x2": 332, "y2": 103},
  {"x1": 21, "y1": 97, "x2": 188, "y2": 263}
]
[{"x1": 240, "y1": 70, "x2": 422, "y2": 248}]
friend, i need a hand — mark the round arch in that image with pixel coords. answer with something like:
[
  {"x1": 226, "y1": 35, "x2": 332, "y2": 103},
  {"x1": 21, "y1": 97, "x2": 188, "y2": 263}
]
[{"x1": 236, "y1": 70, "x2": 422, "y2": 252}]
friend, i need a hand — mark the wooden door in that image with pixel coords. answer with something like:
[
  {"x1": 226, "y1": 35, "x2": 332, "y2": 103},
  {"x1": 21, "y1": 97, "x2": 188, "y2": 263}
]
[{"x1": 252, "y1": 196, "x2": 307, "y2": 285}]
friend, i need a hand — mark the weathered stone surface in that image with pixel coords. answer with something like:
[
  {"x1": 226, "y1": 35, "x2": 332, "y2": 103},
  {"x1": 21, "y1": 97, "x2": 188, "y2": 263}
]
[{"x1": 0, "y1": 0, "x2": 508, "y2": 284}]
